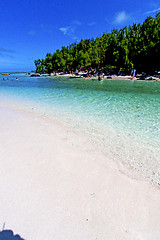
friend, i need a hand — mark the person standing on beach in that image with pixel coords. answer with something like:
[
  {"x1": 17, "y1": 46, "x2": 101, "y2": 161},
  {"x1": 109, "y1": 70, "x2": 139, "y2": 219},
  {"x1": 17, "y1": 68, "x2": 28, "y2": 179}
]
[
  {"x1": 98, "y1": 74, "x2": 101, "y2": 81},
  {"x1": 101, "y1": 73, "x2": 104, "y2": 79},
  {"x1": 131, "y1": 69, "x2": 136, "y2": 80}
]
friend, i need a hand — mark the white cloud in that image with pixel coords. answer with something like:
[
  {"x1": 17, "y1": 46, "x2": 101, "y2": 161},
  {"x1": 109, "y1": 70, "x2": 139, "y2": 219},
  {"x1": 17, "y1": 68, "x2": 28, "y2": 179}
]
[
  {"x1": 113, "y1": 11, "x2": 129, "y2": 25},
  {"x1": 88, "y1": 21, "x2": 96, "y2": 26},
  {"x1": 144, "y1": 7, "x2": 160, "y2": 14},
  {"x1": 59, "y1": 27, "x2": 70, "y2": 35},
  {"x1": 59, "y1": 26, "x2": 78, "y2": 40},
  {"x1": 59, "y1": 20, "x2": 81, "y2": 40}
]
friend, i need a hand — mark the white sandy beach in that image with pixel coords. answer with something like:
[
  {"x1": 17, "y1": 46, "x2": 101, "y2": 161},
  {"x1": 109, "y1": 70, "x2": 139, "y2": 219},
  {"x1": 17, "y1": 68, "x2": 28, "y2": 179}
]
[
  {"x1": 56, "y1": 72, "x2": 160, "y2": 81},
  {"x1": 0, "y1": 104, "x2": 160, "y2": 240}
]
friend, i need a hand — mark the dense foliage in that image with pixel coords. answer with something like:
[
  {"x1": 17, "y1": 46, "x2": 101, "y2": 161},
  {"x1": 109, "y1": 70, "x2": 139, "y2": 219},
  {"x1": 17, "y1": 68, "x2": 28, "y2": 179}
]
[{"x1": 34, "y1": 13, "x2": 160, "y2": 74}]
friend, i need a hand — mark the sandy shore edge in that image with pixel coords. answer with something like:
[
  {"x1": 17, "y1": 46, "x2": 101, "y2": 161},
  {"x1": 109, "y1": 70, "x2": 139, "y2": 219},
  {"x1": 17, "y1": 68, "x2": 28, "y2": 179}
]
[
  {"x1": 50, "y1": 73, "x2": 160, "y2": 81},
  {"x1": 0, "y1": 104, "x2": 160, "y2": 240}
]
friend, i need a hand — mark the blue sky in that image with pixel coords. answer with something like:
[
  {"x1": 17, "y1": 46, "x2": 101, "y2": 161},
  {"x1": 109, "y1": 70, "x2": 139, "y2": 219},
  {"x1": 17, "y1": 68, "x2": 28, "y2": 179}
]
[{"x1": 0, "y1": 0, "x2": 159, "y2": 72}]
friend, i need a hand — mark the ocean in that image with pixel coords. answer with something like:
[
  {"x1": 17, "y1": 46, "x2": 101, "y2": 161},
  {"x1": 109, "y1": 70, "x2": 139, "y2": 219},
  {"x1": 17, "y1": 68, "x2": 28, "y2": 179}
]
[{"x1": 0, "y1": 73, "x2": 160, "y2": 184}]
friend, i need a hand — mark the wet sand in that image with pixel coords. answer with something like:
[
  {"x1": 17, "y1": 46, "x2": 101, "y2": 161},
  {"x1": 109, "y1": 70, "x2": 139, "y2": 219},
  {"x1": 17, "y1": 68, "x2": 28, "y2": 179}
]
[{"x1": 0, "y1": 104, "x2": 160, "y2": 240}]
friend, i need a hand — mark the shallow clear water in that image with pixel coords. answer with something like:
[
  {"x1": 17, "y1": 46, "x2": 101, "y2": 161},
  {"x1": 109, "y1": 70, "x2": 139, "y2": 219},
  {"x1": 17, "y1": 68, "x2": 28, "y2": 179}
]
[{"x1": 0, "y1": 73, "x2": 160, "y2": 183}]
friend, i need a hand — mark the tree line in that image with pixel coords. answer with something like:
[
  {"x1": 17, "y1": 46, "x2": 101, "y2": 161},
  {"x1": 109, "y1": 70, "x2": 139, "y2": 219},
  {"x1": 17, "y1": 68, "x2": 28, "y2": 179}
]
[{"x1": 34, "y1": 13, "x2": 160, "y2": 75}]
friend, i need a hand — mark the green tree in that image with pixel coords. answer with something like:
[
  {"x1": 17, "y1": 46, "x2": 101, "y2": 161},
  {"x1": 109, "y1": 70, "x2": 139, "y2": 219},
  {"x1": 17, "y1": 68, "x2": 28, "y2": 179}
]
[{"x1": 34, "y1": 12, "x2": 160, "y2": 75}]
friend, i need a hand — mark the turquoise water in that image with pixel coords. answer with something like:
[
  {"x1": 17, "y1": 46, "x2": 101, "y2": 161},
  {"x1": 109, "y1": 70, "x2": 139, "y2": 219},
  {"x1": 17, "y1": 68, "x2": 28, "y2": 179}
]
[{"x1": 0, "y1": 73, "x2": 160, "y2": 183}]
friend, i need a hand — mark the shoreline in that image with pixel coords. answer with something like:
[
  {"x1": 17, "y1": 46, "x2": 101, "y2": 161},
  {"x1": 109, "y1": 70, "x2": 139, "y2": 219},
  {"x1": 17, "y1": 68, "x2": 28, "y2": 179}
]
[
  {"x1": 1, "y1": 72, "x2": 160, "y2": 82},
  {"x1": 0, "y1": 103, "x2": 160, "y2": 239},
  {"x1": 50, "y1": 73, "x2": 160, "y2": 81},
  {"x1": 0, "y1": 76, "x2": 159, "y2": 186},
  {"x1": 1, "y1": 98, "x2": 159, "y2": 186}
]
